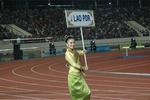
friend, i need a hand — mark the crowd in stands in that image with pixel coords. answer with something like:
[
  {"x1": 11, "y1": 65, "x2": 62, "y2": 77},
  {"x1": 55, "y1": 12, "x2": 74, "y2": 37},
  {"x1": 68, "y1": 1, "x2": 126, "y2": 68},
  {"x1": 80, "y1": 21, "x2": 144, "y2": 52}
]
[{"x1": 0, "y1": 7, "x2": 149, "y2": 41}]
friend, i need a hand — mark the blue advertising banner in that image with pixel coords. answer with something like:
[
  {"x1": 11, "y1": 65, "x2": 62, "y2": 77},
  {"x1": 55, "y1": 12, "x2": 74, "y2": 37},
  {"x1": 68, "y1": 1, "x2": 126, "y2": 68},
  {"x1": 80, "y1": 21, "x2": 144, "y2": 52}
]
[
  {"x1": 96, "y1": 45, "x2": 110, "y2": 52},
  {"x1": 86, "y1": 45, "x2": 110, "y2": 52}
]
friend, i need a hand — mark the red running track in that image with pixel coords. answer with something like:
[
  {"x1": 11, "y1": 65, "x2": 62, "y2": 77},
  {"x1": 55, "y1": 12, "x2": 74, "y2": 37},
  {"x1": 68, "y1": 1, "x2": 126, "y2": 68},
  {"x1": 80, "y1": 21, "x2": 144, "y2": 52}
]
[{"x1": 0, "y1": 48, "x2": 150, "y2": 100}]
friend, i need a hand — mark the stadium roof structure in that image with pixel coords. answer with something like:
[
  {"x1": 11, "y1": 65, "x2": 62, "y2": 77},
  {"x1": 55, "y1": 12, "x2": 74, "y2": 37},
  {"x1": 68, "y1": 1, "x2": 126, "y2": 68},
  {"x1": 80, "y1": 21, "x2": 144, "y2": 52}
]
[{"x1": 1, "y1": 0, "x2": 150, "y2": 9}]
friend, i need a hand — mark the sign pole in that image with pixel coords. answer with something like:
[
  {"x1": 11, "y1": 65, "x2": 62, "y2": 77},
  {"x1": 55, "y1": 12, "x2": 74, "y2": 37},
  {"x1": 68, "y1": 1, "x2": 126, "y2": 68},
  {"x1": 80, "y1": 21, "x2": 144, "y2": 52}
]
[{"x1": 80, "y1": 27, "x2": 88, "y2": 68}]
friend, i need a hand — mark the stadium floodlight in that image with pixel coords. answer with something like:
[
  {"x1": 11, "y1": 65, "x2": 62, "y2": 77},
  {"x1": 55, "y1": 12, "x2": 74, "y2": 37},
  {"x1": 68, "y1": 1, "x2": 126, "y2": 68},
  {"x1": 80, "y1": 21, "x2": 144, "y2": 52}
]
[{"x1": 48, "y1": 0, "x2": 51, "y2": 6}]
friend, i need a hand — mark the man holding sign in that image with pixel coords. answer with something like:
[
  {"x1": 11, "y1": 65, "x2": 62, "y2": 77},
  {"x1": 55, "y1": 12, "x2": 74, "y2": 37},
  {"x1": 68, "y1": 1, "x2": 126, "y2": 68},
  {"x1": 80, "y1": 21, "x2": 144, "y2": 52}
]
[{"x1": 65, "y1": 10, "x2": 95, "y2": 100}]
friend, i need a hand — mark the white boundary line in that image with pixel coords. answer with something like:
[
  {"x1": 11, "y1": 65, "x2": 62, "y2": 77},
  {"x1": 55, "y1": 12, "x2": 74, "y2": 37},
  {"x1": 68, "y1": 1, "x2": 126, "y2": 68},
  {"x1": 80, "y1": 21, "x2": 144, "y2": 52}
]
[{"x1": 89, "y1": 70, "x2": 150, "y2": 76}]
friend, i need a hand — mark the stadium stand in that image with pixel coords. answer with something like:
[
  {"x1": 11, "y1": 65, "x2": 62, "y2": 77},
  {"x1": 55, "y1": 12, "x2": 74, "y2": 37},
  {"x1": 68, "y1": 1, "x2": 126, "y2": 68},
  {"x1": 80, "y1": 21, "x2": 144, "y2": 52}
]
[
  {"x1": 0, "y1": 1, "x2": 149, "y2": 61},
  {"x1": 0, "y1": 7, "x2": 149, "y2": 41}
]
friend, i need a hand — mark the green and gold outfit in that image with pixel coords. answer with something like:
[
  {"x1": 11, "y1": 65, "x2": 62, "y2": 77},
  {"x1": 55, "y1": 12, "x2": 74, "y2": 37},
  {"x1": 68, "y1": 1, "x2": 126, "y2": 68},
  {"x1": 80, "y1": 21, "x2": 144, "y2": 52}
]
[{"x1": 65, "y1": 48, "x2": 91, "y2": 100}]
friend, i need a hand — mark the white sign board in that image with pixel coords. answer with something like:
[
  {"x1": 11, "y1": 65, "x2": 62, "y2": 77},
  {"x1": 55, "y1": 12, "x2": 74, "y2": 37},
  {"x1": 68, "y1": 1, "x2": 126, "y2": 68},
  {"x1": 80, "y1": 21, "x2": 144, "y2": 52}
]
[{"x1": 65, "y1": 10, "x2": 95, "y2": 28}]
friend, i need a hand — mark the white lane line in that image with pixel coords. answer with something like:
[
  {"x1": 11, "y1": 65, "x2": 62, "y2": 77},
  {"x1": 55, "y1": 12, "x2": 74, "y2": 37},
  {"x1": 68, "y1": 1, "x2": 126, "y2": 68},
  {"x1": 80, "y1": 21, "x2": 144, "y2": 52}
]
[
  {"x1": 0, "y1": 77, "x2": 67, "y2": 89},
  {"x1": 0, "y1": 85, "x2": 70, "y2": 98},
  {"x1": 91, "y1": 89, "x2": 150, "y2": 95},
  {"x1": 12, "y1": 63, "x2": 67, "y2": 82},
  {"x1": 31, "y1": 61, "x2": 67, "y2": 77},
  {"x1": 107, "y1": 62, "x2": 150, "y2": 72},
  {"x1": 91, "y1": 95, "x2": 134, "y2": 100},
  {"x1": 89, "y1": 70, "x2": 150, "y2": 76},
  {"x1": 0, "y1": 93, "x2": 48, "y2": 100},
  {"x1": 89, "y1": 58, "x2": 149, "y2": 71}
]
